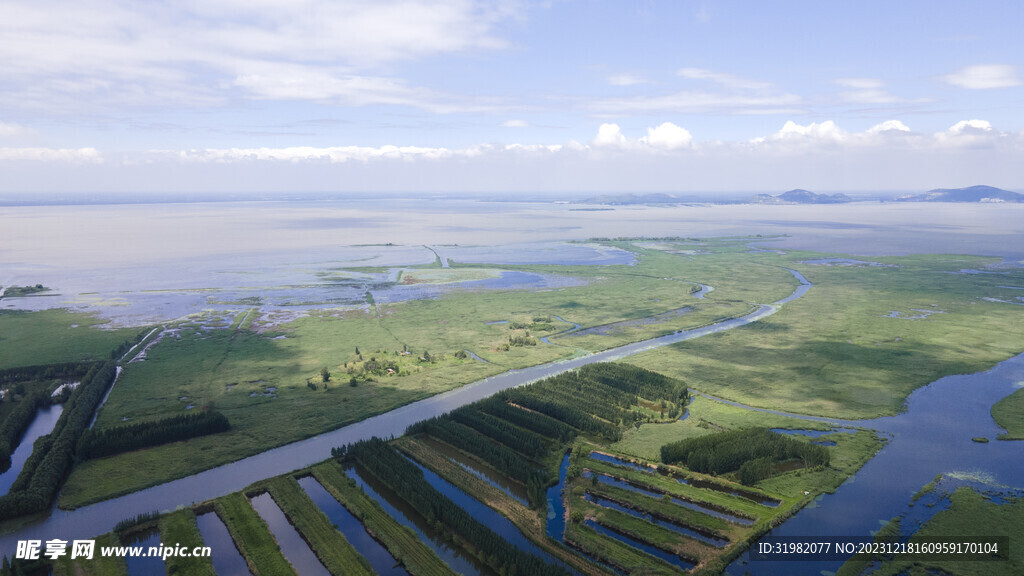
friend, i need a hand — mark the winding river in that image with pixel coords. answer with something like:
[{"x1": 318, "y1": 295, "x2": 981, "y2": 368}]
[{"x1": 0, "y1": 269, "x2": 810, "y2": 554}]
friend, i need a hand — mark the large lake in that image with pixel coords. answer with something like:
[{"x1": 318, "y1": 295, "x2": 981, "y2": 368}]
[{"x1": 2, "y1": 199, "x2": 1022, "y2": 325}]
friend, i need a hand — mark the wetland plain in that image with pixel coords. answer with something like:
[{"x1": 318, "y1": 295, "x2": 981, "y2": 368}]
[{"x1": 1, "y1": 198, "x2": 1022, "y2": 575}]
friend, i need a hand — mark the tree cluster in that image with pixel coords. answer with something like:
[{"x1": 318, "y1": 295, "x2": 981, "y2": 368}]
[
  {"x1": 0, "y1": 392, "x2": 48, "y2": 473},
  {"x1": 0, "y1": 361, "x2": 119, "y2": 519},
  {"x1": 338, "y1": 438, "x2": 569, "y2": 576},
  {"x1": 407, "y1": 417, "x2": 548, "y2": 502},
  {"x1": 76, "y1": 410, "x2": 230, "y2": 460},
  {"x1": 660, "y1": 428, "x2": 831, "y2": 485}
]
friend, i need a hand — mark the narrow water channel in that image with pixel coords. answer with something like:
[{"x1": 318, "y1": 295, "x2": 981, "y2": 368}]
[
  {"x1": 0, "y1": 404, "x2": 63, "y2": 496},
  {"x1": 122, "y1": 528, "x2": 166, "y2": 576},
  {"x1": 416, "y1": 435, "x2": 530, "y2": 505},
  {"x1": 406, "y1": 457, "x2": 573, "y2": 572},
  {"x1": 248, "y1": 492, "x2": 329, "y2": 576},
  {"x1": 582, "y1": 519, "x2": 697, "y2": 572},
  {"x1": 583, "y1": 492, "x2": 728, "y2": 548},
  {"x1": 582, "y1": 471, "x2": 755, "y2": 525},
  {"x1": 296, "y1": 476, "x2": 409, "y2": 576},
  {"x1": 346, "y1": 464, "x2": 496, "y2": 576},
  {"x1": 195, "y1": 512, "x2": 253, "y2": 576}
]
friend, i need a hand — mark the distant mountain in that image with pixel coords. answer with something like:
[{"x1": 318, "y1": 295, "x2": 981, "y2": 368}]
[
  {"x1": 896, "y1": 185, "x2": 1024, "y2": 203},
  {"x1": 751, "y1": 189, "x2": 853, "y2": 204},
  {"x1": 575, "y1": 193, "x2": 680, "y2": 205}
]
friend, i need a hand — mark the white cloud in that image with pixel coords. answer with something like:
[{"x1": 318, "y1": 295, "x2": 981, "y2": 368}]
[
  {"x1": 501, "y1": 119, "x2": 530, "y2": 128},
  {"x1": 0, "y1": 147, "x2": 103, "y2": 163},
  {"x1": 607, "y1": 74, "x2": 649, "y2": 86},
  {"x1": 754, "y1": 120, "x2": 846, "y2": 143},
  {"x1": 0, "y1": 1, "x2": 522, "y2": 112},
  {"x1": 945, "y1": 119, "x2": 993, "y2": 134},
  {"x1": 942, "y1": 65, "x2": 1022, "y2": 89},
  {"x1": 592, "y1": 123, "x2": 629, "y2": 148},
  {"x1": 867, "y1": 120, "x2": 911, "y2": 134},
  {"x1": 639, "y1": 122, "x2": 692, "y2": 150},
  {"x1": 934, "y1": 119, "x2": 1002, "y2": 148}
]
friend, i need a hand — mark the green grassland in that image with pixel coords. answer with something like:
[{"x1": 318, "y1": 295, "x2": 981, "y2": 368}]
[
  {"x1": 0, "y1": 309, "x2": 138, "y2": 369},
  {"x1": 625, "y1": 252, "x2": 1024, "y2": 419},
  {"x1": 611, "y1": 395, "x2": 832, "y2": 461},
  {"x1": 59, "y1": 239, "x2": 795, "y2": 508},
  {"x1": 838, "y1": 486, "x2": 1023, "y2": 576},
  {"x1": 991, "y1": 386, "x2": 1024, "y2": 440},
  {"x1": 27, "y1": 241, "x2": 1024, "y2": 511}
]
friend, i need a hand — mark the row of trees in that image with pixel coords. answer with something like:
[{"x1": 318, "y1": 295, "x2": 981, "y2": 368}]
[
  {"x1": 407, "y1": 417, "x2": 548, "y2": 501},
  {"x1": 0, "y1": 362, "x2": 95, "y2": 387},
  {"x1": 0, "y1": 361, "x2": 119, "y2": 519},
  {"x1": 660, "y1": 428, "x2": 831, "y2": 485},
  {"x1": 0, "y1": 393, "x2": 48, "y2": 473},
  {"x1": 449, "y1": 409, "x2": 551, "y2": 460},
  {"x1": 476, "y1": 397, "x2": 577, "y2": 443},
  {"x1": 76, "y1": 410, "x2": 230, "y2": 460},
  {"x1": 336, "y1": 438, "x2": 569, "y2": 576}
]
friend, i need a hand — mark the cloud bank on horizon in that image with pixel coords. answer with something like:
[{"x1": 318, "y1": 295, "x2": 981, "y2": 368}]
[{"x1": 0, "y1": 0, "x2": 1021, "y2": 193}]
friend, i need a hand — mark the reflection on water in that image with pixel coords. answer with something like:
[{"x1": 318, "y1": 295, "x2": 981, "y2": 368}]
[
  {"x1": 297, "y1": 476, "x2": 409, "y2": 576},
  {"x1": 122, "y1": 529, "x2": 166, "y2": 576},
  {"x1": 0, "y1": 404, "x2": 63, "y2": 496},
  {"x1": 727, "y1": 352, "x2": 1024, "y2": 575},
  {"x1": 195, "y1": 512, "x2": 253, "y2": 576},
  {"x1": 406, "y1": 457, "x2": 570, "y2": 571},
  {"x1": 248, "y1": 493, "x2": 329, "y2": 576}
]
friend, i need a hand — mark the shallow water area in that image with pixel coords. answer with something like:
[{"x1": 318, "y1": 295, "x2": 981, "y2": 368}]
[
  {"x1": 727, "y1": 351, "x2": 1024, "y2": 575},
  {"x1": 195, "y1": 512, "x2": 253, "y2": 576},
  {"x1": 249, "y1": 492, "x2": 329, "y2": 576},
  {"x1": 122, "y1": 528, "x2": 166, "y2": 576}
]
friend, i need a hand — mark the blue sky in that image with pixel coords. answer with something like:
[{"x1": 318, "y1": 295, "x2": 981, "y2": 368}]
[{"x1": 1, "y1": 0, "x2": 1022, "y2": 194}]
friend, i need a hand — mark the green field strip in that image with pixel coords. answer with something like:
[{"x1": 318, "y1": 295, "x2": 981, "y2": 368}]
[
  {"x1": 311, "y1": 461, "x2": 458, "y2": 576},
  {"x1": 566, "y1": 522, "x2": 679, "y2": 576},
  {"x1": 50, "y1": 533, "x2": 129, "y2": 576},
  {"x1": 214, "y1": 493, "x2": 297, "y2": 576},
  {"x1": 583, "y1": 457, "x2": 769, "y2": 522},
  {"x1": 263, "y1": 476, "x2": 374, "y2": 576},
  {"x1": 158, "y1": 508, "x2": 217, "y2": 576}
]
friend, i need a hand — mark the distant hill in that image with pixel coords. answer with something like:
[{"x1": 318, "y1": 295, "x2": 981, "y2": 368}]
[
  {"x1": 896, "y1": 185, "x2": 1024, "y2": 203},
  {"x1": 575, "y1": 193, "x2": 680, "y2": 205},
  {"x1": 751, "y1": 189, "x2": 852, "y2": 204}
]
